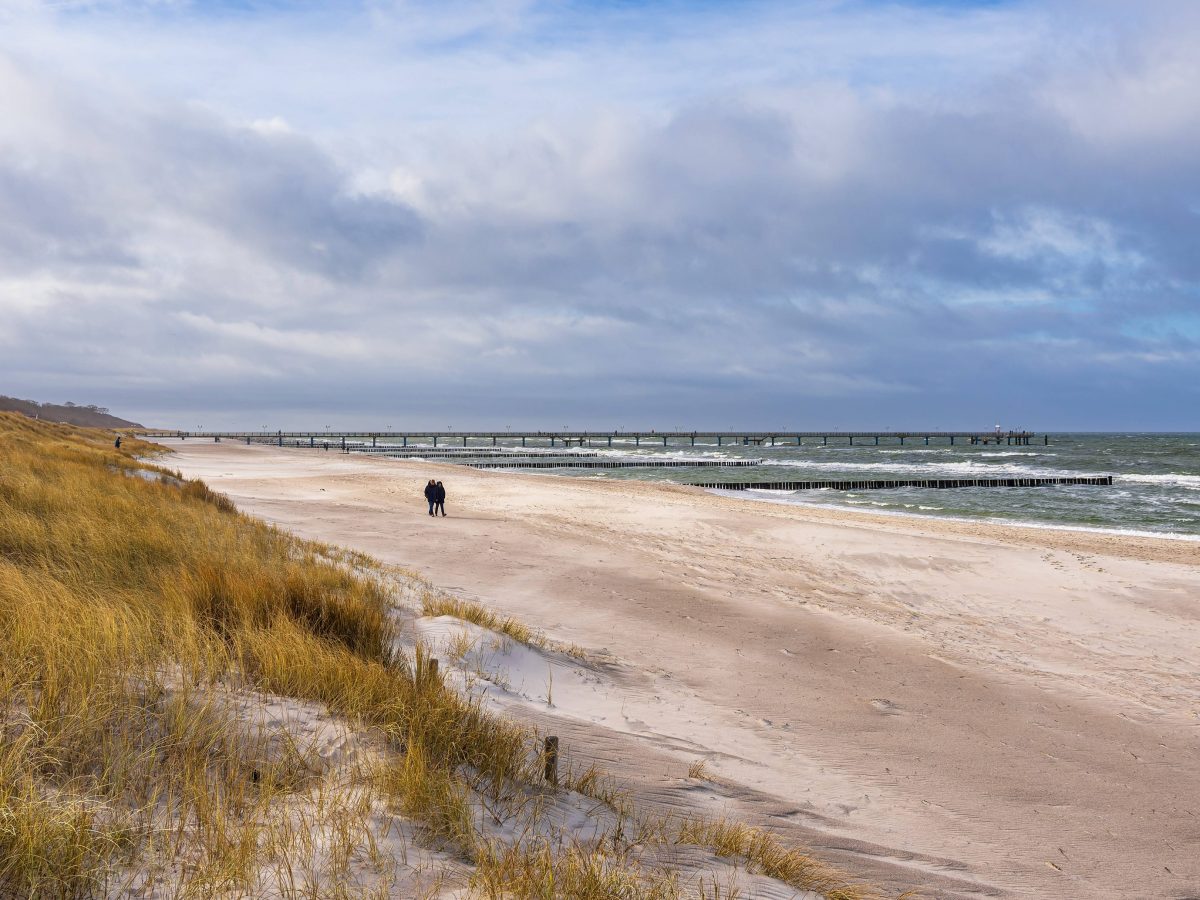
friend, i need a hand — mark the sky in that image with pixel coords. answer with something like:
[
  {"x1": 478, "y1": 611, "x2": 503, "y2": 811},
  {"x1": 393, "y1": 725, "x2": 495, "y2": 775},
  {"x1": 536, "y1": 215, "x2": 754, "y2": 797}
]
[{"x1": 0, "y1": 0, "x2": 1197, "y2": 430}]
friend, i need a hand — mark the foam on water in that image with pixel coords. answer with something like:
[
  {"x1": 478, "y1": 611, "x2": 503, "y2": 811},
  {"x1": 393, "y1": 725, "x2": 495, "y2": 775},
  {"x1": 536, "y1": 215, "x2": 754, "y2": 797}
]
[{"x1": 544, "y1": 433, "x2": 1200, "y2": 537}]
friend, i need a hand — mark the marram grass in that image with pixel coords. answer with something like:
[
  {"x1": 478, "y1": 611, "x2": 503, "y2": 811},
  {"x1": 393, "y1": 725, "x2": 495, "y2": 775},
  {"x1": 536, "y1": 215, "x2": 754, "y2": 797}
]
[{"x1": 0, "y1": 413, "x2": 889, "y2": 898}]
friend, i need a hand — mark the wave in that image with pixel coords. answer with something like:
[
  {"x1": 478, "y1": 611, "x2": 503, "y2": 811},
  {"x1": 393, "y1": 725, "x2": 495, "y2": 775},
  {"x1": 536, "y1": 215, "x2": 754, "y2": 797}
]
[
  {"x1": 1118, "y1": 473, "x2": 1200, "y2": 489},
  {"x1": 715, "y1": 490, "x2": 1200, "y2": 541}
]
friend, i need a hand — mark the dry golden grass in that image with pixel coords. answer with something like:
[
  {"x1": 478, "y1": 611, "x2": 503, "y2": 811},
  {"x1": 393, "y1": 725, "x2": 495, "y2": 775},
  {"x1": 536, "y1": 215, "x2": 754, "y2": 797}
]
[
  {"x1": 0, "y1": 412, "x2": 894, "y2": 898},
  {"x1": 421, "y1": 593, "x2": 542, "y2": 648},
  {"x1": 676, "y1": 818, "x2": 880, "y2": 900}
]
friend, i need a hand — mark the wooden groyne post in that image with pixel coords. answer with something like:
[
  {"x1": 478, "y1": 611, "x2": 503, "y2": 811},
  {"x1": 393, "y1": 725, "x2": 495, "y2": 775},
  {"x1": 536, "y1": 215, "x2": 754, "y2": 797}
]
[
  {"x1": 544, "y1": 736, "x2": 559, "y2": 787},
  {"x1": 696, "y1": 476, "x2": 1113, "y2": 492}
]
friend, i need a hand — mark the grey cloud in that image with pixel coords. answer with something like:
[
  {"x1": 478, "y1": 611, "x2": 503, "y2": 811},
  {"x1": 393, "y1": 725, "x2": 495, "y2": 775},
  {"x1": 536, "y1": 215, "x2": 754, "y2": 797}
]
[{"x1": 1, "y1": 2, "x2": 1198, "y2": 428}]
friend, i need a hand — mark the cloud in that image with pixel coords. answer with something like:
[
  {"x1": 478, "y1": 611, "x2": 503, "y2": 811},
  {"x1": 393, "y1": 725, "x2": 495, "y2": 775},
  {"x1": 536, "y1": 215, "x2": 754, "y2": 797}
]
[{"x1": 0, "y1": 0, "x2": 1197, "y2": 428}]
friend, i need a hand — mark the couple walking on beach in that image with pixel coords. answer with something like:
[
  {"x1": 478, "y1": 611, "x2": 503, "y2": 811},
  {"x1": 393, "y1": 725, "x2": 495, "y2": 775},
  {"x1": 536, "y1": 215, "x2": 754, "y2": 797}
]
[{"x1": 424, "y1": 480, "x2": 447, "y2": 517}]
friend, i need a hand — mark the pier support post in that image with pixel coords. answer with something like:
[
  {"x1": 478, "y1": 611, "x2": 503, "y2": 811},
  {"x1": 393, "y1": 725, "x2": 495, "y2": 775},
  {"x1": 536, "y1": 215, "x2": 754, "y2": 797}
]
[
  {"x1": 849, "y1": 436, "x2": 854, "y2": 446},
  {"x1": 950, "y1": 436, "x2": 954, "y2": 445},
  {"x1": 544, "y1": 736, "x2": 559, "y2": 787},
  {"x1": 635, "y1": 436, "x2": 640, "y2": 446},
  {"x1": 341, "y1": 436, "x2": 345, "y2": 451},
  {"x1": 463, "y1": 436, "x2": 467, "y2": 447},
  {"x1": 278, "y1": 432, "x2": 283, "y2": 447},
  {"x1": 403, "y1": 436, "x2": 407, "y2": 447},
  {"x1": 433, "y1": 436, "x2": 438, "y2": 447},
  {"x1": 310, "y1": 436, "x2": 314, "y2": 448},
  {"x1": 875, "y1": 436, "x2": 879, "y2": 445},
  {"x1": 925, "y1": 436, "x2": 929, "y2": 445},
  {"x1": 663, "y1": 436, "x2": 667, "y2": 447},
  {"x1": 522, "y1": 436, "x2": 526, "y2": 447},
  {"x1": 691, "y1": 436, "x2": 695, "y2": 446},
  {"x1": 608, "y1": 436, "x2": 612, "y2": 447},
  {"x1": 717, "y1": 436, "x2": 722, "y2": 446},
  {"x1": 492, "y1": 436, "x2": 497, "y2": 446}
]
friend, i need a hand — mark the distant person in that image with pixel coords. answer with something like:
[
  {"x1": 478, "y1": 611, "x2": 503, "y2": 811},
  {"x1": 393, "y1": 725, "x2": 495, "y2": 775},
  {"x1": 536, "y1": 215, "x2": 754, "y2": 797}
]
[
  {"x1": 424, "y1": 479, "x2": 437, "y2": 516},
  {"x1": 114, "y1": 436, "x2": 121, "y2": 449},
  {"x1": 434, "y1": 481, "x2": 446, "y2": 517}
]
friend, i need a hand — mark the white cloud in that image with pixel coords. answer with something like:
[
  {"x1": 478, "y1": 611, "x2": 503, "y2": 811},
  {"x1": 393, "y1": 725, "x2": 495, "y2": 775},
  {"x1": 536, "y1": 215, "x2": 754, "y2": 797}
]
[{"x1": 0, "y1": 1, "x2": 1197, "y2": 427}]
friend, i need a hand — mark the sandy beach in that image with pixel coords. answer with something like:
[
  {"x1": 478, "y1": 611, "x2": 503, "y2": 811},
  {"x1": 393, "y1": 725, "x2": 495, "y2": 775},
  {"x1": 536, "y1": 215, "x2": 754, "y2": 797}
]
[{"x1": 162, "y1": 440, "x2": 1200, "y2": 898}]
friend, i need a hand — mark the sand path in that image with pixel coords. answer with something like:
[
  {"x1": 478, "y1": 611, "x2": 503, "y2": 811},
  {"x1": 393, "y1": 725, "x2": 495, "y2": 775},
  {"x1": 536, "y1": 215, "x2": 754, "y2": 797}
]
[{"x1": 162, "y1": 441, "x2": 1200, "y2": 898}]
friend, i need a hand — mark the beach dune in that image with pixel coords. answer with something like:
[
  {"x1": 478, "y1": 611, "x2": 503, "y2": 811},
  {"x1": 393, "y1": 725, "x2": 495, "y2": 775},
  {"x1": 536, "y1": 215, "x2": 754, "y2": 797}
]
[{"x1": 164, "y1": 441, "x2": 1200, "y2": 898}]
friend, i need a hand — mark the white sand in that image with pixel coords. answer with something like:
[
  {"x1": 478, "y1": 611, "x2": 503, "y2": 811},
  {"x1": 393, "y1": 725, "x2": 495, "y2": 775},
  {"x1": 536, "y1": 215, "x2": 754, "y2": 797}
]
[{"x1": 161, "y1": 440, "x2": 1200, "y2": 898}]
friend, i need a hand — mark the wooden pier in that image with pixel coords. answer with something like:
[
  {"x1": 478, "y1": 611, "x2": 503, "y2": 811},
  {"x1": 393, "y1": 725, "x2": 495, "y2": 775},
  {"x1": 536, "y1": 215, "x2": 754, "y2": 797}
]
[
  {"x1": 141, "y1": 429, "x2": 1047, "y2": 448},
  {"x1": 696, "y1": 476, "x2": 1112, "y2": 491}
]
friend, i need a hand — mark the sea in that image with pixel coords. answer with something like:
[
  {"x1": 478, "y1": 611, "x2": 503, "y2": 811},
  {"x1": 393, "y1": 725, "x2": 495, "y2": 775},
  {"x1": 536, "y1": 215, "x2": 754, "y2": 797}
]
[{"x1": 465, "y1": 433, "x2": 1200, "y2": 540}]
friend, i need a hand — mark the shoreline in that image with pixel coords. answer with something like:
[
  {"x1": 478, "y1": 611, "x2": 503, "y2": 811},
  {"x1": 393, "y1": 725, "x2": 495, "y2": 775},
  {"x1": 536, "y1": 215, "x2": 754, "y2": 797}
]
[
  {"x1": 159, "y1": 439, "x2": 1200, "y2": 898},
  {"x1": 713, "y1": 487, "x2": 1200, "y2": 544}
]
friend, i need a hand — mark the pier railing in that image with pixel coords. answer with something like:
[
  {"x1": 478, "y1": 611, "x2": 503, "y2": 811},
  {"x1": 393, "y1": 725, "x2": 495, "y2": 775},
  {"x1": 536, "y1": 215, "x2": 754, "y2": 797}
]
[{"x1": 139, "y1": 429, "x2": 1046, "y2": 448}]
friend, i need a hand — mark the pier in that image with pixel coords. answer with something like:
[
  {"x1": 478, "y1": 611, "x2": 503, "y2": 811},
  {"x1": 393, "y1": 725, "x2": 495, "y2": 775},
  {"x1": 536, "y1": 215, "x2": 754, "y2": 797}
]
[{"x1": 141, "y1": 429, "x2": 1047, "y2": 448}]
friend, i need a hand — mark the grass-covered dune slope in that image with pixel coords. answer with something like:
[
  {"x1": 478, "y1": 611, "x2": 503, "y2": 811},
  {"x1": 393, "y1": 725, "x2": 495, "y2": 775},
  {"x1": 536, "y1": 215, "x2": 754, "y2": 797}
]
[{"x1": 0, "y1": 413, "x2": 884, "y2": 899}]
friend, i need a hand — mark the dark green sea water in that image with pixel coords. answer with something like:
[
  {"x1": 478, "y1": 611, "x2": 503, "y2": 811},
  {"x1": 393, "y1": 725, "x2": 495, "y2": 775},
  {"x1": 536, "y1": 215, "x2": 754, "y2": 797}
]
[{"x1": 526, "y1": 434, "x2": 1200, "y2": 539}]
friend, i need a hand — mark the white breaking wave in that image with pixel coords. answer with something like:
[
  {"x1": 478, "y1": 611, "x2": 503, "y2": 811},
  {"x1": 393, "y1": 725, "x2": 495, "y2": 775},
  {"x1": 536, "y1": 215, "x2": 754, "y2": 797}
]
[{"x1": 1118, "y1": 473, "x2": 1200, "y2": 489}]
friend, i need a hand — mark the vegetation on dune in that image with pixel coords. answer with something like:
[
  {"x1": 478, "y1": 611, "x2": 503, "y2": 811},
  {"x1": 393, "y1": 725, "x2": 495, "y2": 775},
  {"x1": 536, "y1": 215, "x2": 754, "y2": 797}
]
[{"x1": 0, "y1": 412, "x2": 888, "y2": 898}]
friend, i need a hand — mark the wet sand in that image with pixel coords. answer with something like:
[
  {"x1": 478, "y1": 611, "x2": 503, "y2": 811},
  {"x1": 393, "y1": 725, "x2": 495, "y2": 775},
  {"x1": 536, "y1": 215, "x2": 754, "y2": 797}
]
[{"x1": 161, "y1": 440, "x2": 1200, "y2": 898}]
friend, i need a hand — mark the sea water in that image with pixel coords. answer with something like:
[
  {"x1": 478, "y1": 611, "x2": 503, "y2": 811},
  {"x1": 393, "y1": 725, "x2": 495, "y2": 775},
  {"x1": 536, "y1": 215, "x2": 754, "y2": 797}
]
[{"x1": 512, "y1": 434, "x2": 1200, "y2": 539}]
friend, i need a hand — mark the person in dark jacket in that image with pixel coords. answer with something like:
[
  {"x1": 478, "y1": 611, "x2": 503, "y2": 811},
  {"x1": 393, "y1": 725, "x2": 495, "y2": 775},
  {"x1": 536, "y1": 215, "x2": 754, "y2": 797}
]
[
  {"x1": 423, "y1": 479, "x2": 437, "y2": 516},
  {"x1": 433, "y1": 481, "x2": 446, "y2": 517}
]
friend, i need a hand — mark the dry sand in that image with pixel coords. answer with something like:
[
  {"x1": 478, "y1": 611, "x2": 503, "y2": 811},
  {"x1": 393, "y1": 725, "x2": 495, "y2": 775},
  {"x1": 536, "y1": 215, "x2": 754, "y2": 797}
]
[{"x1": 161, "y1": 440, "x2": 1200, "y2": 898}]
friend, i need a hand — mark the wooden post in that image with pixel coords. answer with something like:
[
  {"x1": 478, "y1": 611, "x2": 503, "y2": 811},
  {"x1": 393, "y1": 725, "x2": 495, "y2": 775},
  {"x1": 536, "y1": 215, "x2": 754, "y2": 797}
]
[
  {"x1": 372, "y1": 435, "x2": 376, "y2": 447},
  {"x1": 544, "y1": 736, "x2": 559, "y2": 786}
]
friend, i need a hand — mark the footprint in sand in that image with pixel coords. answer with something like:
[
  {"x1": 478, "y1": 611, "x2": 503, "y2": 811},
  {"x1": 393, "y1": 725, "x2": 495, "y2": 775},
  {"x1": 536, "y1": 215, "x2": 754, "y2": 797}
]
[{"x1": 870, "y1": 698, "x2": 902, "y2": 715}]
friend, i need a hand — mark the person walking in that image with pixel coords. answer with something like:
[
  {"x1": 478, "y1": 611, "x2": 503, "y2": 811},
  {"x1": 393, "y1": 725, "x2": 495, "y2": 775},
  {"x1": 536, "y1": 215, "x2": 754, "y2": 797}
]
[
  {"x1": 424, "y1": 479, "x2": 437, "y2": 516},
  {"x1": 433, "y1": 481, "x2": 446, "y2": 517}
]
